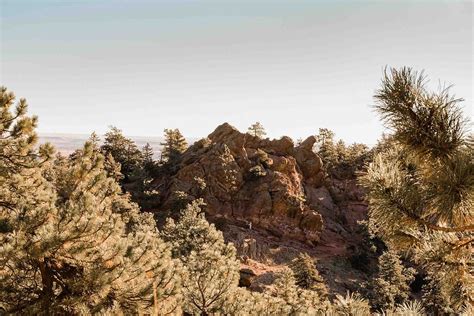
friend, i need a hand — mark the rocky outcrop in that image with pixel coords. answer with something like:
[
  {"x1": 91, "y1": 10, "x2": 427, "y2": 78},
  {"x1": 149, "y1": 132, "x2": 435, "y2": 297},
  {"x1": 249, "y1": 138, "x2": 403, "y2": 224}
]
[
  {"x1": 152, "y1": 122, "x2": 372, "y2": 297},
  {"x1": 239, "y1": 268, "x2": 257, "y2": 288},
  {"x1": 155, "y1": 123, "x2": 326, "y2": 244}
]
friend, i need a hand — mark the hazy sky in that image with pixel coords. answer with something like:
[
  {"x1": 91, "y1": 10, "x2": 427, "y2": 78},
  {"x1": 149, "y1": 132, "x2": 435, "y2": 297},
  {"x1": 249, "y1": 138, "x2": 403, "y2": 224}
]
[{"x1": 1, "y1": 0, "x2": 472, "y2": 144}]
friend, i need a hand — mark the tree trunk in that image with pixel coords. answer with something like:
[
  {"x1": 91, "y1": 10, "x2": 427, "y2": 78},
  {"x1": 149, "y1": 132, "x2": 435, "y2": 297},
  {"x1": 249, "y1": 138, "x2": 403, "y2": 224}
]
[{"x1": 38, "y1": 259, "x2": 54, "y2": 312}]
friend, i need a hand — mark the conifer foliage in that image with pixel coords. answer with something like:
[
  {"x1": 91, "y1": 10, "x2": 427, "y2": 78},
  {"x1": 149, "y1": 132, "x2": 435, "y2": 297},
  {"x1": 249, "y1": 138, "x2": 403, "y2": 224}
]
[
  {"x1": 101, "y1": 126, "x2": 143, "y2": 181},
  {"x1": 247, "y1": 122, "x2": 267, "y2": 138},
  {"x1": 270, "y1": 267, "x2": 328, "y2": 315},
  {"x1": 161, "y1": 199, "x2": 240, "y2": 315},
  {"x1": 289, "y1": 253, "x2": 328, "y2": 297},
  {"x1": 362, "y1": 67, "x2": 474, "y2": 312},
  {"x1": 160, "y1": 128, "x2": 188, "y2": 164},
  {"x1": 142, "y1": 142, "x2": 155, "y2": 172},
  {"x1": 0, "y1": 87, "x2": 180, "y2": 314},
  {"x1": 314, "y1": 128, "x2": 369, "y2": 179},
  {"x1": 2, "y1": 66, "x2": 472, "y2": 314},
  {"x1": 370, "y1": 250, "x2": 415, "y2": 310},
  {"x1": 327, "y1": 292, "x2": 372, "y2": 316}
]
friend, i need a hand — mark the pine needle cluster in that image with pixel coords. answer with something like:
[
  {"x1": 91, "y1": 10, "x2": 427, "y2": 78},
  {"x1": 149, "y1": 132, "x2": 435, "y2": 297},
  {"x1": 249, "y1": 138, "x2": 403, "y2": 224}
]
[{"x1": 361, "y1": 67, "x2": 473, "y2": 312}]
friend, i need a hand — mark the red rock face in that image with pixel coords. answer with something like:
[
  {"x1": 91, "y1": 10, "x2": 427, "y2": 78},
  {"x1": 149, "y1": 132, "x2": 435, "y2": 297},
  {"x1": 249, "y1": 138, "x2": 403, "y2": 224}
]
[{"x1": 156, "y1": 123, "x2": 327, "y2": 244}]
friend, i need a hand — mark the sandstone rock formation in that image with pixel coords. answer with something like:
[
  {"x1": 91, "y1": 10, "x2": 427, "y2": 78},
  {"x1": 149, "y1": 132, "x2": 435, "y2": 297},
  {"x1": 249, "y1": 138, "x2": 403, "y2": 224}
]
[
  {"x1": 153, "y1": 122, "x2": 372, "y2": 296},
  {"x1": 155, "y1": 123, "x2": 326, "y2": 244}
]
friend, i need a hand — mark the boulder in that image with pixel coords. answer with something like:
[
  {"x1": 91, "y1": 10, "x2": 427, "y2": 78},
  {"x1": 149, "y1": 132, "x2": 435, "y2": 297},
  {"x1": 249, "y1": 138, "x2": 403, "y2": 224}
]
[{"x1": 239, "y1": 268, "x2": 257, "y2": 288}]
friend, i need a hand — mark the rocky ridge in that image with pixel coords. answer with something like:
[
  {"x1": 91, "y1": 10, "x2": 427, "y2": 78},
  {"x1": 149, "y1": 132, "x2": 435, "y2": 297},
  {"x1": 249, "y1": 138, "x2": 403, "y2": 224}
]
[
  {"x1": 153, "y1": 123, "x2": 370, "y2": 295},
  {"x1": 157, "y1": 122, "x2": 326, "y2": 244}
]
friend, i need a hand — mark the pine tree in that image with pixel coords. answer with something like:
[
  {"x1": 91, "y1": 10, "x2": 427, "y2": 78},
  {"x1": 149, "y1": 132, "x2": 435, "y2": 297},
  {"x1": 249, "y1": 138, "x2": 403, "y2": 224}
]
[
  {"x1": 247, "y1": 122, "x2": 267, "y2": 138},
  {"x1": 346, "y1": 143, "x2": 369, "y2": 166},
  {"x1": 361, "y1": 67, "x2": 474, "y2": 312},
  {"x1": 0, "y1": 87, "x2": 55, "y2": 312},
  {"x1": 161, "y1": 199, "x2": 239, "y2": 315},
  {"x1": 315, "y1": 128, "x2": 369, "y2": 179},
  {"x1": 370, "y1": 250, "x2": 415, "y2": 310},
  {"x1": 387, "y1": 301, "x2": 426, "y2": 316},
  {"x1": 421, "y1": 275, "x2": 451, "y2": 315},
  {"x1": 160, "y1": 128, "x2": 188, "y2": 164},
  {"x1": 271, "y1": 268, "x2": 300, "y2": 314},
  {"x1": 0, "y1": 86, "x2": 54, "y2": 206},
  {"x1": 222, "y1": 287, "x2": 290, "y2": 315},
  {"x1": 89, "y1": 131, "x2": 101, "y2": 147},
  {"x1": 315, "y1": 128, "x2": 335, "y2": 148},
  {"x1": 289, "y1": 253, "x2": 328, "y2": 298},
  {"x1": 0, "y1": 86, "x2": 54, "y2": 176},
  {"x1": 2, "y1": 142, "x2": 181, "y2": 314},
  {"x1": 315, "y1": 128, "x2": 338, "y2": 173},
  {"x1": 68, "y1": 132, "x2": 103, "y2": 162},
  {"x1": 327, "y1": 292, "x2": 371, "y2": 316},
  {"x1": 125, "y1": 142, "x2": 159, "y2": 209},
  {"x1": 142, "y1": 142, "x2": 155, "y2": 172},
  {"x1": 271, "y1": 267, "x2": 329, "y2": 315},
  {"x1": 100, "y1": 126, "x2": 143, "y2": 181},
  {"x1": 0, "y1": 88, "x2": 180, "y2": 314}
]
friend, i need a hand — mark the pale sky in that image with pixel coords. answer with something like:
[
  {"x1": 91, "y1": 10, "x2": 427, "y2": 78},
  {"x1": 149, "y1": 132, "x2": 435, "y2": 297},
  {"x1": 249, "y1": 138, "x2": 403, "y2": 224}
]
[{"x1": 1, "y1": 0, "x2": 472, "y2": 144}]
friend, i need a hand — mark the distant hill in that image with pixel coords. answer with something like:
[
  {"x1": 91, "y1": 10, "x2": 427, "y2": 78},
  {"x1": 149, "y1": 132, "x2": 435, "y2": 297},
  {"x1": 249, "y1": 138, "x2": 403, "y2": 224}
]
[{"x1": 39, "y1": 133, "x2": 197, "y2": 158}]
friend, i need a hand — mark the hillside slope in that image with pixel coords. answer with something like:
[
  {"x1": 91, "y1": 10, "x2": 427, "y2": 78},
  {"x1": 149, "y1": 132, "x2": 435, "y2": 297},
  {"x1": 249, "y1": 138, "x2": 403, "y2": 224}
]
[{"x1": 153, "y1": 123, "x2": 373, "y2": 296}]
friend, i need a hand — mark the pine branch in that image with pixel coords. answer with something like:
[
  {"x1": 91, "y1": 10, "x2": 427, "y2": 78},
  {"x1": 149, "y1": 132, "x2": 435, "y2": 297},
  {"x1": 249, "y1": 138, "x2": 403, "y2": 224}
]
[{"x1": 388, "y1": 191, "x2": 474, "y2": 232}]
